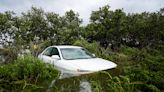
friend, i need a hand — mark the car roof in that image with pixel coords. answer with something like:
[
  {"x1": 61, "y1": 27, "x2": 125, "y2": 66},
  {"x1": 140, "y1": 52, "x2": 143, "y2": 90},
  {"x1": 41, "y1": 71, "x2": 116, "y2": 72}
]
[{"x1": 52, "y1": 45, "x2": 82, "y2": 49}]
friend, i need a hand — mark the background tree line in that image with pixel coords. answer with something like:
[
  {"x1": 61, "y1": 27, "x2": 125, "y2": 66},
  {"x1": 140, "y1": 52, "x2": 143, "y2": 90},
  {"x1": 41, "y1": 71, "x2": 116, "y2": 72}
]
[{"x1": 0, "y1": 5, "x2": 164, "y2": 50}]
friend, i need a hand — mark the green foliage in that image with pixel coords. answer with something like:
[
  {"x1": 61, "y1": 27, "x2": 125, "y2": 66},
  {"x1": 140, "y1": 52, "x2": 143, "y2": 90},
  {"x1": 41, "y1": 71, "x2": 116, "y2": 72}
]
[
  {"x1": 0, "y1": 48, "x2": 18, "y2": 64},
  {"x1": 74, "y1": 40, "x2": 164, "y2": 91},
  {"x1": 1, "y1": 6, "x2": 164, "y2": 48},
  {"x1": 73, "y1": 39, "x2": 102, "y2": 56},
  {"x1": 0, "y1": 55, "x2": 59, "y2": 91},
  {"x1": 106, "y1": 75, "x2": 143, "y2": 92},
  {"x1": 122, "y1": 47, "x2": 164, "y2": 91},
  {"x1": 90, "y1": 81, "x2": 101, "y2": 92},
  {"x1": 90, "y1": 72, "x2": 143, "y2": 92},
  {"x1": 0, "y1": 5, "x2": 164, "y2": 92}
]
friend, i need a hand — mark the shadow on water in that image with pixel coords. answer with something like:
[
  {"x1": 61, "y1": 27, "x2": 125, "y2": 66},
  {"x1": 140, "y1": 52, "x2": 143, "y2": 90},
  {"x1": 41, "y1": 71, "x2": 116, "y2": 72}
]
[{"x1": 47, "y1": 68, "x2": 120, "y2": 92}]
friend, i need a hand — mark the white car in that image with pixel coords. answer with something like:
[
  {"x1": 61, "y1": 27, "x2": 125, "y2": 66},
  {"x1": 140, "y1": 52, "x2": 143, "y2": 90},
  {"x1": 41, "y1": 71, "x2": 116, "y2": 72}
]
[{"x1": 38, "y1": 45, "x2": 117, "y2": 75}]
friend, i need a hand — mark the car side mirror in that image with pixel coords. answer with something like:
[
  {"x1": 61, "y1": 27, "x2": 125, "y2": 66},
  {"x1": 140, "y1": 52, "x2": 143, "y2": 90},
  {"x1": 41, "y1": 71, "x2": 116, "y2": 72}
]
[
  {"x1": 92, "y1": 54, "x2": 96, "y2": 57},
  {"x1": 51, "y1": 55, "x2": 60, "y2": 60}
]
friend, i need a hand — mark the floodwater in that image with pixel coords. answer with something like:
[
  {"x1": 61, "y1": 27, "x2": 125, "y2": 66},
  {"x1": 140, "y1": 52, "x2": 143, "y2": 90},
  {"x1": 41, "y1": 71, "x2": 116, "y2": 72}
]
[{"x1": 47, "y1": 68, "x2": 120, "y2": 92}]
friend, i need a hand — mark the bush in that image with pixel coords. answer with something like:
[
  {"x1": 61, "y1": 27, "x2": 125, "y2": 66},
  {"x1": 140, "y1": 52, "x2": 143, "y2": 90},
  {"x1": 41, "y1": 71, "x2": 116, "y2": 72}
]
[
  {"x1": 0, "y1": 55, "x2": 59, "y2": 91},
  {"x1": 0, "y1": 48, "x2": 18, "y2": 64},
  {"x1": 74, "y1": 40, "x2": 164, "y2": 91},
  {"x1": 73, "y1": 39, "x2": 114, "y2": 60},
  {"x1": 73, "y1": 39, "x2": 102, "y2": 55},
  {"x1": 90, "y1": 72, "x2": 143, "y2": 92}
]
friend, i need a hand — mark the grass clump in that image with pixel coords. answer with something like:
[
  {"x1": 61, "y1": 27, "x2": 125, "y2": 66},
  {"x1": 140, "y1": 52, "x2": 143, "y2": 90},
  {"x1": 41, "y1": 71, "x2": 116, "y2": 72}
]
[
  {"x1": 0, "y1": 55, "x2": 59, "y2": 92},
  {"x1": 73, "y1": 40, "x2": 164, "y2": 92}
]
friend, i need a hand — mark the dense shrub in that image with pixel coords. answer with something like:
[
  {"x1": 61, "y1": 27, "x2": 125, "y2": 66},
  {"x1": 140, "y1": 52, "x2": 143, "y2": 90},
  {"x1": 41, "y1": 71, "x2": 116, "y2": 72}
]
[
  {"x1": 0, "y1": 48, "x2": 18, "y2": 64},
  {"x1": 105, "y1": 75, "x2": 143, "y2": 92},
  {"x1": 0, "y1": 55, "x2": 59, "y2": 91},
  {"x1": 0, "y1": 40, "x2": 163, "y2": 91},
  {"x1": 73, "y1": 40, "x2": 115, "y2": 61},
  {"x1": 90, "y1": 72, "x2": 143, "y2": 92},
  {"x1": 74, "y1": 40, "x2": 164, "y2": 91},
  {"x1": 122, "y1": 47, "x2": 164, "y2": 91}
]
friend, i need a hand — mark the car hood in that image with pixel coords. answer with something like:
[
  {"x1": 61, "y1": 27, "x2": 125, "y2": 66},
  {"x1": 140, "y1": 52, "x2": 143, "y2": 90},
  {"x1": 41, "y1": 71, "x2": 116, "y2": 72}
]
[{"x1": 64, "y1": 58, "x2": 117, "y2": 72}]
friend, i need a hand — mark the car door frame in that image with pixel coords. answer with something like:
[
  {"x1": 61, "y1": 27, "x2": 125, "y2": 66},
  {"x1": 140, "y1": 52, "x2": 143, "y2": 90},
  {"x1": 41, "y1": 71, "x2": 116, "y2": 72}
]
[{"x1": 40, "y1": 46, "x2": 61, "y2": 64}]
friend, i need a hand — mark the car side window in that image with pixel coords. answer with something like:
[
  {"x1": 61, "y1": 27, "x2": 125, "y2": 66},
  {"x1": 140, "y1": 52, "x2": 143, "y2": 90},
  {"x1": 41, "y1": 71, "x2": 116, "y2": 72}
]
[
  {"x1": 43, "y1": 47, "x2": 59, "y2": 57},
  {"x1": 43, "y1": 47, "x2": 53, "y2": 56},
  {"x1": 51, "y1": 48, "x2": 60, "y2": 56}
]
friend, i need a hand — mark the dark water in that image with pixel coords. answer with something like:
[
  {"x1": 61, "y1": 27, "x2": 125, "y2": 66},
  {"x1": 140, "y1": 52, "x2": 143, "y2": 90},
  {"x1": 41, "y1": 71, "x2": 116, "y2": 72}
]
[{"x1": 47, "y1": 68, "x2": 120, "y2": 92}]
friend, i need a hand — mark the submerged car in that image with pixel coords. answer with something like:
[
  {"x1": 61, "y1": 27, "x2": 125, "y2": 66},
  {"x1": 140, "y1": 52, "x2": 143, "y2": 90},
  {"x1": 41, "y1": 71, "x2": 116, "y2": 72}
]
[{"x1": 38, "y1": 45, "x2": 117, "y2": 75}]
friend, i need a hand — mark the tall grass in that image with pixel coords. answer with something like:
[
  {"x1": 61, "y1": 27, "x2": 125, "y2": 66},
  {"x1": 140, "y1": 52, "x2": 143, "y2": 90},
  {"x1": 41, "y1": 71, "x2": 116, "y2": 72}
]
[
  {"x1": 1, "y1": 40, "x2": 163, "y2": 91},
  {"x1": 74, "y1": 40, "x2": 164, "y2": 92},
  {"x1": 0, "y1": 55, "x2": 59, "y2": 91}
]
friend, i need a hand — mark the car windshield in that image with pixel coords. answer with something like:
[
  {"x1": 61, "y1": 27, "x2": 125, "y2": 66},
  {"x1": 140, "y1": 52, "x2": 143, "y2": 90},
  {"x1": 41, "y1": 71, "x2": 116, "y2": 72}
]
[{"x1": 60, "y1": 48, "x2": 95, "y2": 60}]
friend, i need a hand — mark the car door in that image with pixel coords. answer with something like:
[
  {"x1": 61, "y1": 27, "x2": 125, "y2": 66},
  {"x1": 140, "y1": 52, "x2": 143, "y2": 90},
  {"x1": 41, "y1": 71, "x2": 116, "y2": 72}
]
[
  {"x1": 41, "y1": 47, "x2": 60, "y2": 64},
  {"x1": 41, "y1": 47, "x2": 53, "y2": 64},
  {"x1": 49, "y1": 47, "x2": 61, "y2": 65}
]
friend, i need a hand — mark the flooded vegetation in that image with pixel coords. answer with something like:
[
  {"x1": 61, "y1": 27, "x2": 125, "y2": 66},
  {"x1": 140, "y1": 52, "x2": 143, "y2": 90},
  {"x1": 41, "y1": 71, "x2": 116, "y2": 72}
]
[
  {"x1": 0, "y1": 5, "x2": 164, "y2": 92},
  {"x1": 1, "y1": 44, "x2": 163, "y2": 91},
  {"x1": 48, "y1": 70, "x2": 116, "y2": 92}
]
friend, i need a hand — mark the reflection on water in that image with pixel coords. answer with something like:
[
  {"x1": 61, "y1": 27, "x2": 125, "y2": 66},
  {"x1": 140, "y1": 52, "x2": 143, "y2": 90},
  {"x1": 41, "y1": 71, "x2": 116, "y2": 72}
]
[
  {"x1": 79, "y1": 80, "x2": 92, "y2": 92},
  {"x1": 47, "y1": 72, "x2": 84, "y2": 92},
  {"x1": 0, "y1": 55, "x2": 5, "y2": 64},
  {"x1": 48, "y1": 68, "x2": 119, "y2": 92},
  {"x1": 59, "y1": 72, "x2": 80, "y2": 79}
]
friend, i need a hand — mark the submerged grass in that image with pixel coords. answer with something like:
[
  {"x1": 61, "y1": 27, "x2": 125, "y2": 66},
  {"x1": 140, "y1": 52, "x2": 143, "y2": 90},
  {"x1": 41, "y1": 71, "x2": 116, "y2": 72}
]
[{"x1": 0, "y1": 40, "x2": 163, "y2": 92}]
